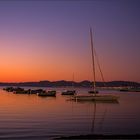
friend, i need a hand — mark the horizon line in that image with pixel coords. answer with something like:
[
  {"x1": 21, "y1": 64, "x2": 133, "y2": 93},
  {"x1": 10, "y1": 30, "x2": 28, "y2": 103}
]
[{"x1": 0, "y1": 80, "x2": 139, "y2": 83}]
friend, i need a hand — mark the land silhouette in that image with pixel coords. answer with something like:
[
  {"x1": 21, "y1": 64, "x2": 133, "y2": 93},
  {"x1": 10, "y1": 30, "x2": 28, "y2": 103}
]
[{"x1": 0, "y1": 80, "x2": 140, "y2": 87}]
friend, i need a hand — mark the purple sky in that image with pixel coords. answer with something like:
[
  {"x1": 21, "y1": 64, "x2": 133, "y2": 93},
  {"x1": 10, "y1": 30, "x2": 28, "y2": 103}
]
[{"x1": 0, "y1": 0, "x2": 140, "y2": 82}]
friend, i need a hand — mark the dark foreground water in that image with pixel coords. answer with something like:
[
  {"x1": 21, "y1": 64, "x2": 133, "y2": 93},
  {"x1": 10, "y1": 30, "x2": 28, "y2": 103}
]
[{"x1": 0, "y1": 87, "x2": 140, "y2": 139}]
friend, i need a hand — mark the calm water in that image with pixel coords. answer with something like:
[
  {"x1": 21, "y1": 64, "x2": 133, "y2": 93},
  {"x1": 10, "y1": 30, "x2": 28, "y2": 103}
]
[{"x1": 0, "y1": 87, "x2": 140, "y2": 139}]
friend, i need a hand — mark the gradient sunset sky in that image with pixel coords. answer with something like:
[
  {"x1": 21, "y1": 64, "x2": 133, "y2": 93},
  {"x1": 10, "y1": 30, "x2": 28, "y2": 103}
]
[{"x1": 0, "y1": 0, "x2": 140, "y2": 82}]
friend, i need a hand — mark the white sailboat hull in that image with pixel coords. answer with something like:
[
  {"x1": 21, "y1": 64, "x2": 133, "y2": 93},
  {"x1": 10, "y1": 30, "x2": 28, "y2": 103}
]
[{"x1": 72, "y1": 94, "x2": 119, "y2": 102}]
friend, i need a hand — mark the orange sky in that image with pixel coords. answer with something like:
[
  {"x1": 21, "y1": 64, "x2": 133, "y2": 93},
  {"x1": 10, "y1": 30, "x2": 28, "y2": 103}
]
[{"x1": 0, "y1": 1, "x2": 140, "y2": 83}]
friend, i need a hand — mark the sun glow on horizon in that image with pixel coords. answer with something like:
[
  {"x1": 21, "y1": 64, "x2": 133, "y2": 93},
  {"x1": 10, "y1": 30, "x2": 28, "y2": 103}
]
[{"x1": 0, "y1": 1, "x2": 140, "y2": 83}]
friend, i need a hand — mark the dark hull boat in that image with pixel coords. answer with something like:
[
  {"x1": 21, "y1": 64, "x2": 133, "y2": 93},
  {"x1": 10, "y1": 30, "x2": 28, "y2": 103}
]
[
  {"x1": 88, "y1": 90, "x2": 99, "y2": 94},
  {"x1": 13, "y1": 88, "x2": 46, "y2": 94},
  {"x1": 12, "y1": 87, "x2": 28, "y2": 94},
  {"x1": 29, "y1": 89, "x2": 46, "y2": 94},
  {"x1": 37, "y1": 90, "x2": 56, "y2": 97},
  {"x1": 61, "y1": 90, "x2": 76, "y2": 95},
  {"x1": 3, "y1": 87, "x2": 15, "y2": 92},
  {"x1": 120, "y1": 87, "x2": 140, "y2": 92}
]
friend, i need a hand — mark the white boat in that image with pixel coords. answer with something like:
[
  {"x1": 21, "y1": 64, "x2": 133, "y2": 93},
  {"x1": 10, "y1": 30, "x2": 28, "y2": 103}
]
[
  {"x1": 72, "y1": 28, "x2": 119, "y2": 102},
  {"x1": 72, "y1": 94, "x2": 119, "y2": 103}
]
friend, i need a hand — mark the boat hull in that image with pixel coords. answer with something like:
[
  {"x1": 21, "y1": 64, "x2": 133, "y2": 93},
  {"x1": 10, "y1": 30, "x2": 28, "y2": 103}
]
[
  {"x1": 88, "y1": 90, "x2": 99, "y2": 94},
  {"x1": 71, "y1": 95, "x2": 119, "y2": 102},
  {"x1": 120, "y1": 88, "x2": 140, "y2": 92},
  {"x1": 61, "y1": 90, "x2": 76, "y2": 95},
  {"x1": 37, "y1": 91, "x2": 56, "y2": 97}
]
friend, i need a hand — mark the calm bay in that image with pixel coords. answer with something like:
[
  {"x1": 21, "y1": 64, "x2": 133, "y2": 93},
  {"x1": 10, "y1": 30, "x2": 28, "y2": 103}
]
[{"x1": 0, "y1": 87, "x2": 140, "y2": 139}]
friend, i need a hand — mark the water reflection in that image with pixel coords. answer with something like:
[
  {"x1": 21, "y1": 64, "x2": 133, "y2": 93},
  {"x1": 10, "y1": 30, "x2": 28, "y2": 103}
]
[
  {"x1": 0, "y1": 87, "x2": 140, "y2": 139},
  {"x1": 69, "y1": 98, "x2": 119, "y2": 134}
]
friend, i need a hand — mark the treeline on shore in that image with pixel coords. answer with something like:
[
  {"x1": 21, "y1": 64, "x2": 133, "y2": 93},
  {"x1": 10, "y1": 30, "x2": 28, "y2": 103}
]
[{"x1": 0, "y1": 80, "x2": 140, "y2": 87}]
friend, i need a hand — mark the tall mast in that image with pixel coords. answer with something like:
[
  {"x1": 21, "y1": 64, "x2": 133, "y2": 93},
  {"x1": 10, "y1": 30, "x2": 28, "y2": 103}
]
[
  {"x1": 72, "y1": 72, "x2": 74, "y2": 90},
  {"x1": 90, "y1": 28, "x2": 96, "y2": 93}
]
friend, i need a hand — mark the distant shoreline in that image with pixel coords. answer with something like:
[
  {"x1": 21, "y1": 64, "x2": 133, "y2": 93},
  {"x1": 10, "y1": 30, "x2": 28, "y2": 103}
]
[{"x1": 0, "y1": 80, "x2": 140, "y2": 87}]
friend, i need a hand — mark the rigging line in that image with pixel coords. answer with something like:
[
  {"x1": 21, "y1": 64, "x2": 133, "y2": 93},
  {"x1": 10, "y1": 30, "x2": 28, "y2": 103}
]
[
  {"x1": 99, "y1": 109, "x2": 107, "y2": 131},
  {"x1": 93, "y1": 47, "x2": 106, "y2": 87}
]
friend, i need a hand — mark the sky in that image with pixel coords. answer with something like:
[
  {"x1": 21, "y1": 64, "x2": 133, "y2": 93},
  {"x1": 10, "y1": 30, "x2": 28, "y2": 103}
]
[{"x1": 0, "y1": 0, "x2": 140, "y2": 82}]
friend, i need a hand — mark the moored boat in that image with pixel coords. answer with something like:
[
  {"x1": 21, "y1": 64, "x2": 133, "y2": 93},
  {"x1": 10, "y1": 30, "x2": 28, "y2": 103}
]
[
  {"x1": 37, "y1": 90, "x2": 56, "y2": 97},
  {"x1": 88, "y1": 90, "x2": 99, "y2": 94},
  {"x1": 72, "y1": 28, "x2": 119, "y2": 102},
  {"x1": 61, "y1": 73, "x2": 76, "y2": 95},
  {"x1": 46, "y1": 90, "x2": 56, "y2": 96},
  {"x1": 12, "y1": 87, "x2": 27, "y2": 94},
  {"x1": 29, "y1": 89, "x2": 45, "y2": 94},
  {"x1": 120, "y1": 87, "x2": 140, "y2": 92},
  {"x1": 3, "y1": 87, "x2": 15, "y2": 92},
  {"x1": 61, "y1": 90, "x2": 76, "y2": 95}
]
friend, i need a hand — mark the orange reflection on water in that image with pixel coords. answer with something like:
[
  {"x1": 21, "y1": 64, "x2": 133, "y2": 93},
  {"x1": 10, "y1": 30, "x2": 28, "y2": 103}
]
[{"x1": 0, "y1": 89, "x2": 74, "y2": 119}]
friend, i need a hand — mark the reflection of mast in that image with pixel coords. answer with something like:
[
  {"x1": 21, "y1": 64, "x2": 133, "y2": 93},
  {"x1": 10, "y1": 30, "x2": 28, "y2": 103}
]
[
  {"x1": 99, "y1": 109, "x2": 107, "y2": 131},
  {"x1": 91, "y1": 102, "x2": 96, "y2": 133},
  {"x1": 91, "y1": 103, "x2": 107, "y2": 133}
]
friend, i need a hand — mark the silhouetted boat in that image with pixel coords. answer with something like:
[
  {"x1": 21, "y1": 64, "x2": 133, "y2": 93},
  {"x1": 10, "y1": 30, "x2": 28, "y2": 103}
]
[
  {"x1": 88, "y1": 90, "x2": 99, "y2": 94},
  {"x1": 4, "y1": 87, "x2": 29, "y2": 94},
  {"x1": 120, "y1": 87, "x2": 140, "y2": 92},
  {"x1": 29, "y1": 89, "x2": 46, "y2": 94},
  {"x1": 61, "y1": 90, "x2": 76, "y2": 95},
  {"x1": 12, "y1": 87, "x2": 28, "y2": 94},
  {"x1": 37, "y1": 90, "x2": 56, "y2": 97},
  {"x1": 61, "y1": 73, "x2": 76, "y2": 95},
  {"x1": 3, "y1": 87, "x2": 15, "y2": 92}
]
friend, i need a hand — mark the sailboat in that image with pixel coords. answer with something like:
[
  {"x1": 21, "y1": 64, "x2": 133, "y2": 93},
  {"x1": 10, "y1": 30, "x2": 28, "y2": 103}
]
[
  {"x1": 88, "y1": 28, "x2": 99, "y2": 94},
  {"x1": 61, "y1": 73, "x2": 76, "y2": 95},
  {"x1": 72, "y1": 28, "x2": 119, "y2": 102}
]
